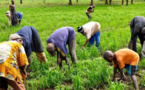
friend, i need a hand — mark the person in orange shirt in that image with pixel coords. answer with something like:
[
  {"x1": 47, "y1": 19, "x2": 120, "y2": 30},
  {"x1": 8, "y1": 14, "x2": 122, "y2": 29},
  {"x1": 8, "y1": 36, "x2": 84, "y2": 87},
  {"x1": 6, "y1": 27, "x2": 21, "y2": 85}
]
[
  {"x1": 0, "y1": 34, "x2": 28, "y2": 90},
  {"x1": 103, "y1": 48, "x2": 139, "y2": 90}
]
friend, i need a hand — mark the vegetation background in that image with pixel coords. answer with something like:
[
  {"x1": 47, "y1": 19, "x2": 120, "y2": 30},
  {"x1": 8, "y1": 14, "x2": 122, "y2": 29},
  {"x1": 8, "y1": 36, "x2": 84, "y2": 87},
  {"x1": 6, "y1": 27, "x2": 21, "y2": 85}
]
[{"x1": 1, "y1": 0, "x2": 145, "y2": 90}]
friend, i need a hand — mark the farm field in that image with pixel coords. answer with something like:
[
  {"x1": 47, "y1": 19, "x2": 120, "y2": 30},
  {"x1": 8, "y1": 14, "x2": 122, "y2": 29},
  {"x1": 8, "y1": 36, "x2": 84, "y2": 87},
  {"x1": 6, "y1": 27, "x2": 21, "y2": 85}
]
[{"x1": 1, "y1": 0, "x2": 145, "y2": 90}]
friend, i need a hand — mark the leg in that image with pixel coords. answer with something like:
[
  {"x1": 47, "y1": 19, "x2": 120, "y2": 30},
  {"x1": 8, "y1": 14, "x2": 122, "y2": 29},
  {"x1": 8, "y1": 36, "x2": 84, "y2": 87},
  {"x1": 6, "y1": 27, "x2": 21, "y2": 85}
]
[
  {"x1": 68, "y1": 37, "x2": 77, "y2": 64},
  {"x1": 19, "y1": 20, "x2": 21, "y2": 24},
  {"x1": 0, "y1": 77, "x2": 8, "y2": 90},
  {"x1": 95, "y1": 31, "x2": 100, "y2": 51},
  {"x1": 65, "y1": 57, "x2": 70, "y2": 70},
  {"x1": 86, "y1": 13, "x2": 92, "y2": 20},
  {"x1": 130, "y1": 65, "x2": 138, "y2": 90},
  {"x1": 35, "y1": 51, "x2": 47, "y2": 63},
  {"x1": 131, "y1": 75, "x2": 138, "y2": 90},
  {"x1": 89, "y1": 35, "x2": 95, "y2": 47}
]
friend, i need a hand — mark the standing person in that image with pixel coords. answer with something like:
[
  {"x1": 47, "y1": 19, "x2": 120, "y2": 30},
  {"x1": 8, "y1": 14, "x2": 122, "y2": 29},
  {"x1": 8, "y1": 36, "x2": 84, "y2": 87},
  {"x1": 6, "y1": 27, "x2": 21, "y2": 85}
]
[
  {"x1": 9, "y1": 26, "x2": 47, "y2": 72},
  {"x1": 86, "y1": 5, "x2": 95, "y2": 20},
  {"x1": 46, "y1": 27, "x2": 77, "y2": 69},
  {"x1": 0, "y1": 34, "x2": 28, "y2": 90},
  {"x1": 6, "y1": 11, "x2": 23, "y2": 25},
  {"x1": 9, "y1": 0, "x2": 19, "y2": 26},
  {"x1": 77, "y1": 21, "x2": 101, "y2": 51},
  {"x1": 103, "y1": 49, "x2": 139, "y2": 90}
]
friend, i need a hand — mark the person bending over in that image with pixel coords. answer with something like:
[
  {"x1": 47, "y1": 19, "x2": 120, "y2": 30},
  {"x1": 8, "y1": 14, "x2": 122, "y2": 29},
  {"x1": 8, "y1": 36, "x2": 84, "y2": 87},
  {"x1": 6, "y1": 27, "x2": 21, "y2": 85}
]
[
  {"x1": 6, "y1": 11, "x2": 23, "y2": 25},
  {"x1": 77, "y1": 21, "x2": 101, "y2": 51},
  {"x1": 0, "y1": 34, "x2": 28, "y2": 90},
  {"x1": 103, "y1": 48, "x2": 139, "y2": 90},
  {"x1": 86, "y1": 5, "x2": 95, "y2": 20},
  {"x1": 9, "y1": 26, "x2": 47, "y2": 72},
  {"x1": 46, "y1": 27, "x2": 77, "y2": 69}
]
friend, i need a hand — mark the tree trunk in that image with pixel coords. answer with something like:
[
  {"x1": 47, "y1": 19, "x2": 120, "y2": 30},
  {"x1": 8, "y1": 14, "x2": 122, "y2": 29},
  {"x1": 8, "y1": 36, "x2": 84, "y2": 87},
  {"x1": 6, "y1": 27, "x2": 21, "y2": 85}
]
[
  {"x1": 122, "y1": 0, "x2": 124, "y2": 5},
  {"x1": 126, "y1": 0, "x2": 128, "y2": 6},
  {"x1": 91, "y1": 0, "x2": 93, "y2": 6},
  {"x1": 69, "y1": 0, "x2": 72, "y2": 5},
  {"x1": 20, "y1": 0, "x2": 22, "y2": 4},
  {"x1": 109, "y1": 0, "x2": 112, "y2": 4},
  {"x1": 76, "y1": 0, "x2": 78, "y2": 2},
  {"x1": 131, "y1": 0, "x2": 133, "y2": 4},
  {"x1": 105, "y1": 0, "x2": 108, "y2": 5}
]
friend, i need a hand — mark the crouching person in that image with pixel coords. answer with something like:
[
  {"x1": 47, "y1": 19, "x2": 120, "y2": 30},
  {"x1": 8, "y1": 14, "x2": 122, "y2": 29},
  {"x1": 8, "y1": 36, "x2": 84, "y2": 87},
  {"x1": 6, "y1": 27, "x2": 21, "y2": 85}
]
[
  {"x1": 103, "y1": 48, "x2": 139, "y2": 90},
  {"x1": 0, "y1": 34, "x2": 28, "y2": 90},
  {"x1": 46, "y1": 27, "x2": 77, "y2": 69}
]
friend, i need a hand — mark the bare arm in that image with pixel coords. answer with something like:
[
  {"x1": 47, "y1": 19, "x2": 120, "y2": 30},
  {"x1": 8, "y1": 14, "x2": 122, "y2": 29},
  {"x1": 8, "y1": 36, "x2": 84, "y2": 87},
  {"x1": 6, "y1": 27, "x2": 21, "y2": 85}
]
[
  {"x1": 8, "y1": 17, "x2": 11, "y2": 25},
  {"x1": 57, "y1": 51, "x2": 62, "y2": 68},
  {"x1": 82, "y1": 39, "x2": 90, "y2": 49},
  {"x1": 112, "y1": 66, "x2": 117, "y2": 81},
  {"x1": 118, "y1": 68, "x2": 127, "y2": 81},
  {"x1": 64, "y1": 56, "x2": 70, "y2": 70}
]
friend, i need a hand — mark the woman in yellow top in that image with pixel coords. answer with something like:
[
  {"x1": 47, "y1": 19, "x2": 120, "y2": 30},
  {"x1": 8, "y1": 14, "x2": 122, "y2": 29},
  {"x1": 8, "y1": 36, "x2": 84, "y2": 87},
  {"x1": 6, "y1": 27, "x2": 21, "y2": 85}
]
[{"x1": 0, "y1": 34, "x2": 28, "y2": 90}]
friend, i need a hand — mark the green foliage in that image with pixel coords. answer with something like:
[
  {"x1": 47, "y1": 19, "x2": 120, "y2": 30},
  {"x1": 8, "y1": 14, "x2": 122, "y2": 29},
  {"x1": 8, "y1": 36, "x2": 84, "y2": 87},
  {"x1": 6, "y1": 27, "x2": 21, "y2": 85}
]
[{"x1": 1, "y1": 1, "x2": 145, "y2": 90}]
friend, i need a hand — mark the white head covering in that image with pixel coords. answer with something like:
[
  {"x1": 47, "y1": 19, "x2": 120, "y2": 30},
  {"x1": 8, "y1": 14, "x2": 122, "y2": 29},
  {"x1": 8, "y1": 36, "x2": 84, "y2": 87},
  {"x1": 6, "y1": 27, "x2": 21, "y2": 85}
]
[{"x1": 9, "y1": 33, "x2": 22, "y2": 40}]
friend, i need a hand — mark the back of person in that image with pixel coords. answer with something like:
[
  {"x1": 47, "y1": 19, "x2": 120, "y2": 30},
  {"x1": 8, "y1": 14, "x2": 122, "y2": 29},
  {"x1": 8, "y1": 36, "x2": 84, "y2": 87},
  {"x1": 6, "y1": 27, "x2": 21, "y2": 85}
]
[
  {"x1": 0, "y1": 41, "x2": 28, "y2": 83},
  {"x1": 83, "y1": 21, "x2": 100, "y2": 39},
  {"x1": 114, "y1": 49, "x2": 139, "y2": 69},
  {"x1": 47, "y1": 27, "x2": 76, "y2": 55}
]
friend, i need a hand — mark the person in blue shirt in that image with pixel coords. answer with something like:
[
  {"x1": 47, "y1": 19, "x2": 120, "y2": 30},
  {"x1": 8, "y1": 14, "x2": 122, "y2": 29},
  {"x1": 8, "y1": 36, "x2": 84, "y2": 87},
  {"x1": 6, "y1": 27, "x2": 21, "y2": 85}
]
[
  {"x1": 6, "y1": 11, "x2": 23, "y2": 25},
  {"x1": 9, "y1": 26, "x2": 48, "y2": 72}
]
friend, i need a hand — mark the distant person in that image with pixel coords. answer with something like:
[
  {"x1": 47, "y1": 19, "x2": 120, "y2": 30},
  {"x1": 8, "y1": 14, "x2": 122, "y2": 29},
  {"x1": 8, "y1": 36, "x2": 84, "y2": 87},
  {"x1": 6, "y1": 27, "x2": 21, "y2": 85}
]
[
  {"x1": 6, "y1": 11, "x2": 23, "y2": 25},
  {"x1": 86, "y1": 5, "x2": 95, "y2": 20},
  {"x1": 0, "y1": 34, "x2": 28, "y2": 90},
  {"x1": 9, "y1": 26, "x2": 47, "y2": 72},
  {"x1": 128, "y1": 16, "x2": 145, "y2": 57},
  {"x1": 103, "y1": 48, "x2": 139, "y2": 90},
  {"x1": 77, "y1": 21, "x2": 101, "y2": 51},
  {"x1": 9, "y1": 0, "x2": 19, "y2": 26},
  {"x1": 46, "y1": 27, "x2": 77, "y2": 69}
]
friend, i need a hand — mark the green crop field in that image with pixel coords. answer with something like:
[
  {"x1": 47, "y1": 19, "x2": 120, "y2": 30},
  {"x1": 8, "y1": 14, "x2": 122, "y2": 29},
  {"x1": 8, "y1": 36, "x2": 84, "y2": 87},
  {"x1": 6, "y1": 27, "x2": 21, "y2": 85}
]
[{"x1": 1, "y1": 0, "x2": 145, "y2": 90}]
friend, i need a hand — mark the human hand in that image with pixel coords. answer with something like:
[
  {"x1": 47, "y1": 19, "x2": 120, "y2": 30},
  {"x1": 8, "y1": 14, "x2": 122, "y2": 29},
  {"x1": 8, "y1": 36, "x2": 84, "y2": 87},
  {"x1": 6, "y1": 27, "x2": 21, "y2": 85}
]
[{"x1": 82, "y1": 46, "x2": 85, "y2": 49}]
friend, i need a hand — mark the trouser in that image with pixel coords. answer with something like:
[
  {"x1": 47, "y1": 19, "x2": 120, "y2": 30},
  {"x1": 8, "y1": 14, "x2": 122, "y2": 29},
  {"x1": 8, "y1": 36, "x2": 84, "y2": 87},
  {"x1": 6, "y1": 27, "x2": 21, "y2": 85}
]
[
  {"x1": 68, "y1": 36, "x2": 77, "y2": 64},
  {"x1": 11, "y1": 14, "x2": 18, "y2": 26},
  {"x1": 86, "y1": 13, "x2": 92, "y2": 20},
  {"x1": 89, "y1": 31, "x2": 100, "y2": 51},
  {"x1": 0, "y1": 77, "x2": 25, "y2": 90}
]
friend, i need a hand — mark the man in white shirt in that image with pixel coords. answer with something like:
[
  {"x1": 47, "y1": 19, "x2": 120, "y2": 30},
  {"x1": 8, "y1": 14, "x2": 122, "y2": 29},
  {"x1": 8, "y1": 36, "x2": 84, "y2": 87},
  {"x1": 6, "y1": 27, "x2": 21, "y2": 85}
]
[{"x1": 77, "y1": 21, "x2": 101, "y2": 51}]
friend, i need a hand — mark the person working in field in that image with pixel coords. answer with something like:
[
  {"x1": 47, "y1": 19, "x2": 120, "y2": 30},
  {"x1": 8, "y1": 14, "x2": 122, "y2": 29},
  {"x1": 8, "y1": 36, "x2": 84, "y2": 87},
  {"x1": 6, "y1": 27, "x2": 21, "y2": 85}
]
[
  {"x1": 77, "y1": 21, "x2": 101, "y2": 51},
  {"x1": 86, "y1": 5, "x2": 95, "y2": 20},
  {"x1": 9, "y1": 26, "x2": 47, "y2": 72},
  {"x1": 103, "y1": 48, "x2": 139, "y2": 90},
  {"x1": 46, "y1": 27, "x2": 77, "y2": 69},
  {"x1": 9, "y1": 0, "x2": 19, "y2": 26},
  {"x1": 6, "y1": 11, "x2": 23, "y2": 25},
  {"x1": 128, "y1": 16, "x2": 145, "y2": 57},
  {"x1": 0, "y1": 34, "x2": 28, "y2": 90}
]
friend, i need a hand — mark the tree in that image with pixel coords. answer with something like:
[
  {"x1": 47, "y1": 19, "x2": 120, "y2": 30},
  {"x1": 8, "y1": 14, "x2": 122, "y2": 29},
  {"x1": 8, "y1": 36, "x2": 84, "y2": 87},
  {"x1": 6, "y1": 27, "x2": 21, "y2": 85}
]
[
  {"x1": 131, "y1": 0, "x2": 133, "y2": 4},
  {"x1": 20, "y1": 0, "x2": 22, "y2": 4},
  {"x1": 109, "y1": 0, "x2": 112, "y2": 4},
  {"x1": 91, "y1": 0, "x2": 94, "y2": 5},
  {"x1": 69, "y1": 0, "x2": 72, "y2": 5},
  {"x1": 126, "y1": 0, "x2": 128, "y2": 5},
  {"x1": 76, "y1": 0, "x2": 78, "y2": 2},
  {"x1": 105, "y1": 0, "x2": 108, "y2": 4}
]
